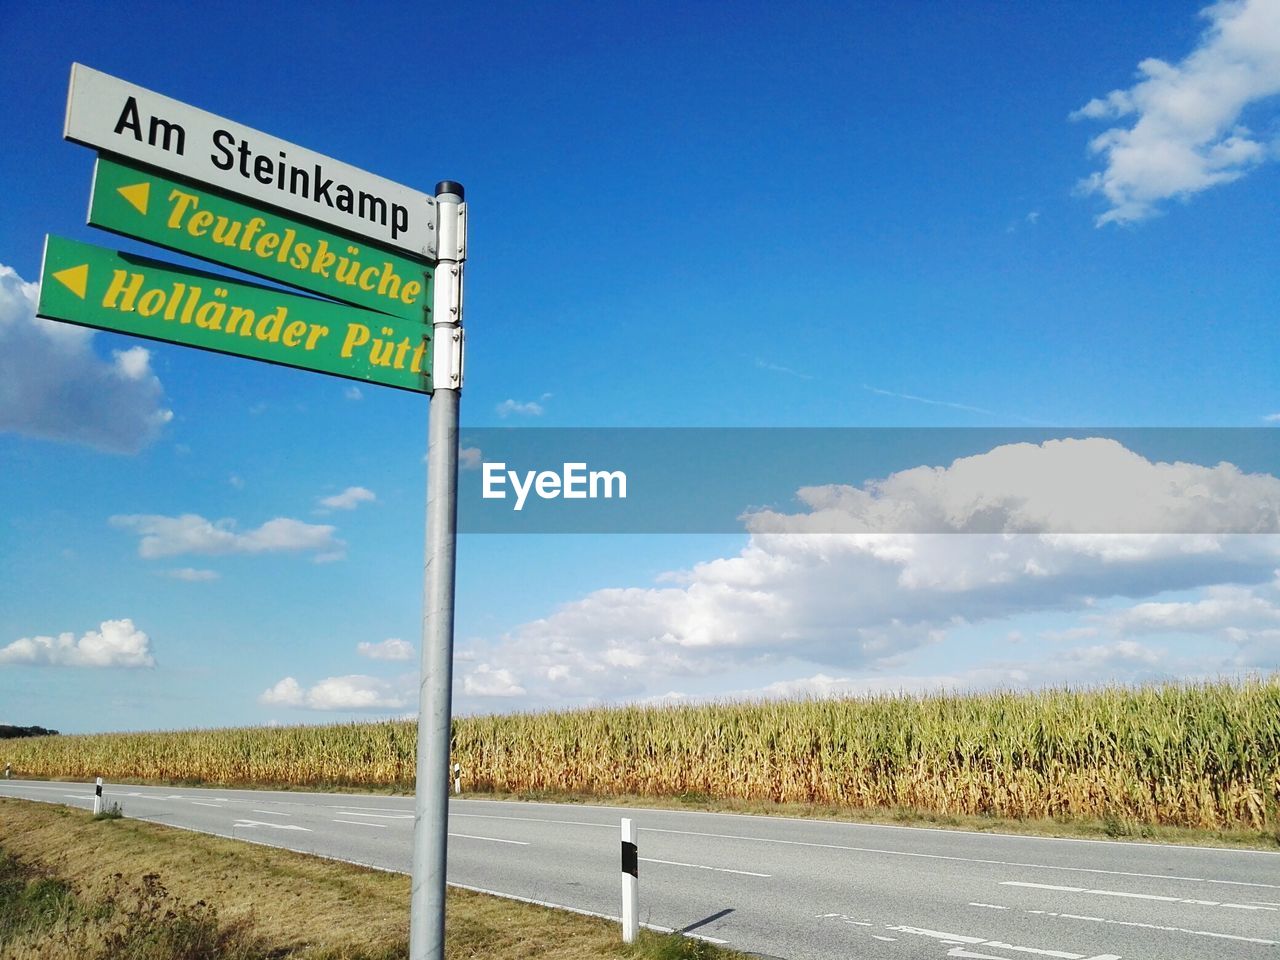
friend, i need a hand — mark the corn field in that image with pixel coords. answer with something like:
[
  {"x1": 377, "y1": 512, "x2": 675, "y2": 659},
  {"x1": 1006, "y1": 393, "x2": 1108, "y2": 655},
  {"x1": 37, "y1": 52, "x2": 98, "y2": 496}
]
[{"x1": 4, "y1": 678, "x2": 1278, "y2": 829}]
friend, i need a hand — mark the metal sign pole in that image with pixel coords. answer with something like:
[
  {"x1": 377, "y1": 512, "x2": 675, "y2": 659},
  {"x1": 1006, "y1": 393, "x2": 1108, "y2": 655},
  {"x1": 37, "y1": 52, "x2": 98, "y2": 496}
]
[{"x1": 410, "y1": 180, "x2": 466, "y2": 960}]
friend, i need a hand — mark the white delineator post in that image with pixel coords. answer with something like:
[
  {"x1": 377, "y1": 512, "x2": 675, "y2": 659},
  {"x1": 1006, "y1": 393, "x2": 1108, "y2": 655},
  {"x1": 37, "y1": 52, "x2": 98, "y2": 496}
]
[
  {"x1": 93, "y1": 776, "x2": 103, "y2": 815},
  {"x1": 453, "y1": 763, "x2": 461, "y2": 795},
  {"x1": 621, "y1": 817, "x2": 639, "y2": 943},
  {"x1": 409, "y1": 181, "x2": 466, "y2": 960}
]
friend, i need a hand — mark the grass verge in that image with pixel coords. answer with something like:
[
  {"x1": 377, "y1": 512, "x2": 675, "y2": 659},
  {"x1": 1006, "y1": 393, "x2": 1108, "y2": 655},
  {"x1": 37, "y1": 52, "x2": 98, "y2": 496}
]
[{"x1": 0, "y1": 798, "x2": 747, "y2": 960}]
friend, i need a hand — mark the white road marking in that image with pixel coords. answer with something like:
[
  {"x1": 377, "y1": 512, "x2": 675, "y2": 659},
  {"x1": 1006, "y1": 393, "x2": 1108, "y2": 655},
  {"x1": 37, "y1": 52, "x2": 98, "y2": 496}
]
[
  {"x1": 327, "y1": 804, "x2": 413, "y2": 813},
  {"x1": 447, "y1": 810, "x2": 1279, "y2": 891},
  {"x1": 62, "y1": 794, "x2": 90, "y2": 801},
  {"x1": 448, "y1": 833, "x2": 528, "y2": 845},
  {"x1": 191, "y1": 801, "x2": 223, "y2": 807},
  {"x1": 251, "y1": 809, "x2": 292, "y2": 817},
  {"x1": 871, "y1": 935, "x2": 896, "y2": 942},
  {"x1": 891, "y1": 926, "x2": 984, "y2": 945},
  {"x1": 1003, "y1": 880, "x2": 1279, "y2": 911},
  {"x1": 1028, "y1": 908, "x2": 1278, "y2": 946},
  {"x1": 637, "y1": 825, "x2": 1280, "y2": 890},
  {"x1": 970, "y1": 903, "x2": 1010, "y2": 910},
  {"x1": 889, "y1": 925, "x2": 1120, "y2": 960},
  {"x1": 334, "y1": 811, "x2": 413, "y2": 820},
  {"x1": 816, "y1": 913, "x2": 873, "y2": 926},
  {"x1": 639, "y1": 857, "x2": 769, "y2": 877},
  {"x1": 947, "y1": 951, "x2": 1105, "y2": 960},
  {"x1": 1, "y1": 784, "x2": 92, "y2": 795},
  {"x1": 231, "y1": 819, "x2": 311, "y2": 832},
  {"x1": 1080, "y1": 890, "x2": 1180, "y2": 903},
  {"x1": 981, "y1": 942, "x2": 1103, "y2": 958},
  {"x1": 334, "y1": 818, "x2": 387, "y2": 828},
  {"x1": 453, "y1": 812, "x2": 613, "y2": 830}
]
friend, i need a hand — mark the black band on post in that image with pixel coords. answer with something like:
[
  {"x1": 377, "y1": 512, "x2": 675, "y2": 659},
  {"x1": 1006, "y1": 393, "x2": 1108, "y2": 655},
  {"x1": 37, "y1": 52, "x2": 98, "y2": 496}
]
[{"x1": 621, "y1": 840, "x2": 638, "y2": 877}]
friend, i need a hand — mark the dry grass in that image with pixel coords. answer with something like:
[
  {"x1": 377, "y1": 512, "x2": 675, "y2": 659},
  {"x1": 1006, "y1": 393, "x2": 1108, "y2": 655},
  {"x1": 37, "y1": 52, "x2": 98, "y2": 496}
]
[
  {"x1": 5, "y1": 677, "x2": 1278, "y2": 831},
  {"x1": 0, "y1": 799, "x2": 740, "y2": 960},
  {"x1": 0, "y1": 798, "x2": 407, "y2": 954}
]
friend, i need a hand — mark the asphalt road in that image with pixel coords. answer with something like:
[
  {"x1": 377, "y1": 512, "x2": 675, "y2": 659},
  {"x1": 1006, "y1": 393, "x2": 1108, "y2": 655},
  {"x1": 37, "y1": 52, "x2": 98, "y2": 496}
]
[{"x1": 1, "y1": 778, "x2": 1277, "y2": 960}]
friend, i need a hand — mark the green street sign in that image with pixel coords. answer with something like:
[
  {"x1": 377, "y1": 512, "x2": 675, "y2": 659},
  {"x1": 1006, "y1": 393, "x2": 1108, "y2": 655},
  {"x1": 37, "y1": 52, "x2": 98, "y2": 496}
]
[
  {"x1": 37, "y1": 235, "x2": 432, "y2": 394},
  {"x1": 88, "y1": 156, "x2": 432, "y2": 322}
]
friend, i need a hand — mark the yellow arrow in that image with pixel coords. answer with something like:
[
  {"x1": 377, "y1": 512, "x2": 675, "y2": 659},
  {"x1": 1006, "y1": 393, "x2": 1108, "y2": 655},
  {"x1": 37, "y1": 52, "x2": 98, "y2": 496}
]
[
  {"x1": 117, "y1": 181, "x2": 150, "y2": 215},
  {"x1": 52, "y1": 264, "x2": 89, "y2": 299}
]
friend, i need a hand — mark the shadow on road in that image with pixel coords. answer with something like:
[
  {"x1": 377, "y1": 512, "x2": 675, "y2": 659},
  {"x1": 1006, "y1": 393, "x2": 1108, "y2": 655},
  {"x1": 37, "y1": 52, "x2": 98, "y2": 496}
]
[{"x1": 680, "y1": 907, "x2": 733, "y2": 935}]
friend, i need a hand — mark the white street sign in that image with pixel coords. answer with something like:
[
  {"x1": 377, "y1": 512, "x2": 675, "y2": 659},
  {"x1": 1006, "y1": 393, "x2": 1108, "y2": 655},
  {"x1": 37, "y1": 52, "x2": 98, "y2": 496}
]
[{"x1": 64, "y1": 64, "x2": 438, "y2": 259}]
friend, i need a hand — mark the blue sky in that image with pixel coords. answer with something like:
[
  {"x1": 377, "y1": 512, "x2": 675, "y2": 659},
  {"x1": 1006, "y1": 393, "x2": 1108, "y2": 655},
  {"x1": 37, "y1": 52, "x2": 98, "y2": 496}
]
[{"x1": 3, "y1": 0, "x2": 1280, "y2": 732}]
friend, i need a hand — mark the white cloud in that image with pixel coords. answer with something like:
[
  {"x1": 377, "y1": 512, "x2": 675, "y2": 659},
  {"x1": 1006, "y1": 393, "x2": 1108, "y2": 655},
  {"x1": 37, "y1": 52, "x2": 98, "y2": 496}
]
[
  {"x1": 744, "y1": 438, "x2": 1280, "y2": 535},
  {"x1": 1223, "y1": 626, "x2": 1280, "y2": 665},
  {"x1": 495, "y1": 394, "x2": 550, "y2": 418},
  {"x1": 0, "y1": 264, "x2": 172, "y2": 453},
  {"x1": 1072, "y1": 0, "x2": 1280, "y2": 224},
  {"x1": 163, "y1": 567, "x2": 220, "y2": 582},
  {"x1": 459, "y1": 439, "x2": 1280, "y2": 707},
  {"x1": 721, "y1": 647, "x2": 1166, "y2": 702},
  {"x1": 344, "y1": 386, "x2": 363, "y2": 401},
  {"x1": 357, "y1": 638, "x2": 414, "y2": 661},
  {"x1": 111, "y1": 513, "x2": 342, "y2": 559},
  {"x1": 632, "y1": 691, "x2": 690, "y2": 706},
  {"x1": 258, "y1": 674, "x2": 409, "y2": 710},
  {"x1": 863, "y1": 383, "x2": 1000, "y2": 419},
  {"x1": 459, "y1": 446, "x2": 484, "y2": 470},
  {"x1": 755, "y1": 359, "x2": 814, "y2": 380},
  {"x1": 603, "y1": 647, "x2": 647, "y2": 668},
  {"x1": 463, "y1": 663, "x2": 526, "y2": 697},
  {"x1": 0, "y1": 619, "x2": 155, "y2": 668},
  {"x1": 318, "y1": 486, "x2": 376, "y2": 511},
  {"x1": 1039, "y1": 626, "x2": 1100, "y2": 643},
  {"x1": 113, "y1": 346, "x2": 151, "y2": 380},
  {"x1": 259, "y1": 677, "x2": 304, "y2": 706},
  {"x1": 1110, "y1": 585, "x2": 1280, "y2": 633},
  {"x1": 1057, "y1": 639, "x2": 1163, "y2": 667}
]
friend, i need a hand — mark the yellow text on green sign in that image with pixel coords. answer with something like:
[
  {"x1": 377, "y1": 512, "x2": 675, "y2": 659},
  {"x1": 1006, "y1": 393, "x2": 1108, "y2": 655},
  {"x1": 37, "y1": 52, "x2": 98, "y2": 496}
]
[
  {"x1": 38, "y1": 235, "x2": 432, "y2": 393},
  {"x1": 88, "y1": 156, "x2": 432, "y2": 322}
]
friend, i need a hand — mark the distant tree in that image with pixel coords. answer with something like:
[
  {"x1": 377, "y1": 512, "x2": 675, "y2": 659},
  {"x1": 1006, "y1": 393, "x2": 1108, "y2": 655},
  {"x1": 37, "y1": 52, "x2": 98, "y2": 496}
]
[{"x1": 0, "y1": 725, "x2": 59, "y2": 739}]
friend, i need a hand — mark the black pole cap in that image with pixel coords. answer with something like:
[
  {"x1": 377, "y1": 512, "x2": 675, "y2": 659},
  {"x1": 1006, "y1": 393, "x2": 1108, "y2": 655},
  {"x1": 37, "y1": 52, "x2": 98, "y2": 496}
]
[{"x1": 435, "y1": 180, "x2": 465, "y2": 200}]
